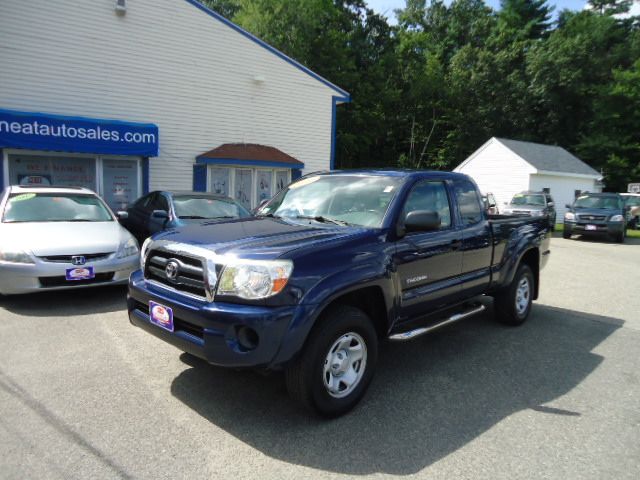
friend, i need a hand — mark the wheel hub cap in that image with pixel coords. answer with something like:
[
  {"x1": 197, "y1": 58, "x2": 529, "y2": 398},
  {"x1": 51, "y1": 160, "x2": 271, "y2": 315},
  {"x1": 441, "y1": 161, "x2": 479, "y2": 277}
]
[
  {"x1": 515, "y1": 277, "x2": 530, "y2": 316},
  {"x1": 323, "y1": 332, "x2": 367, "y2": 398}
]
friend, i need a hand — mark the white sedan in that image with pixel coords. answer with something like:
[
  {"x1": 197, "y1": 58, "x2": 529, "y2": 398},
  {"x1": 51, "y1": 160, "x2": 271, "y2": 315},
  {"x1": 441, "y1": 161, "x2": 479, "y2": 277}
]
[{"x1": 0, "y1": 185, "x2": 139, "y2": 295}]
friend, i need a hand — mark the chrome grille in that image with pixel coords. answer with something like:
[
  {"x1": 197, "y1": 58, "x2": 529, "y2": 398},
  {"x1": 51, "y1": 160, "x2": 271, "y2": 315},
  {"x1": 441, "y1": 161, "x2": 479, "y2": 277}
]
[
  {"x1": 144, "y1": 249, "x2": 207, "y2": 298},
  {"x1": 577, "y1": 214, "x2": 606, "y2": 222},
  {"x1": 39, "y1": 252, "x2": 114, "y2": 263}
]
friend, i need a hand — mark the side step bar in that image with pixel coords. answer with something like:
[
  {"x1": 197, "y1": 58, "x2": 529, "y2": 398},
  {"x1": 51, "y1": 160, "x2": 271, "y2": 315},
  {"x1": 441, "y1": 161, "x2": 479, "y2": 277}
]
[{"x1": 388, "y1": 304, "x2": 486, "y2": 342}]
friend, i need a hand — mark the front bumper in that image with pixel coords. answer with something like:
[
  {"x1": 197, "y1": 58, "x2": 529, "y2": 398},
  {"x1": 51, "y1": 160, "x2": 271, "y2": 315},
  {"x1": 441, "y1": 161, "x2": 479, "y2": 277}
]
[
  {"x1": 0, "y1": 255, "x2": 139, "y2": 295},
  {"x1": 127, "y1": 270, "x2": 310, "y2": 369},
  {"x1": 564, "y1": 221, "x2": 625, "y2": 236}
]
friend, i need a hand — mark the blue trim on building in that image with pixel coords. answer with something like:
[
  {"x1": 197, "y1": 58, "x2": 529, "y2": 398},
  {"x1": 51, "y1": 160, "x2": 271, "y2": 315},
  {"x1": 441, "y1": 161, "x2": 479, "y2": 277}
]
[
  {"x1": 142, "y1": 157, "x2": 150, "y2": 194},
  {"x1": 183, "y1": 0, "x2": 350, "y2": 99},
  {"x1": 0, "y1": 149, "x2": 4, "y2": 190},
  {"x1": 196, "y1": 157, "x2": 304, "y2": 170},
  {"x1": 193, "y1": 164, "x2": 207, "y2": 192},
  {"x1": 330, "y1": 96, "x2": 350, "y2": 170}
]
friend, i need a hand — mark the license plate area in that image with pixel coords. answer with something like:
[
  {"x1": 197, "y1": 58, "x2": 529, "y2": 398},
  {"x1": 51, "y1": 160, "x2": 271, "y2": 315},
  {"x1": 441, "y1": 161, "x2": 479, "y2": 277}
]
[
  {"x1": 149, "y1": 301, "x2": 174, "y2": 332},
  {"x1": 65, "y1": 266, "x2": 95, "y2": 281},
  {"x1": 585, "y1": 224, "x2": 597, "y2": 231}
]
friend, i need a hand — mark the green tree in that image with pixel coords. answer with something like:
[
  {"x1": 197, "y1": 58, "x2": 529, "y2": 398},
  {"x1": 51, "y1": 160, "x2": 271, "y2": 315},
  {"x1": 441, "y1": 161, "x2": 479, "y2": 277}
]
[
  {"x1": 588, "y1": 0, "x2": 633, "y2": 16},
  {"x1": 498, "y1": 0, "x2": 554, "y2": 39}
]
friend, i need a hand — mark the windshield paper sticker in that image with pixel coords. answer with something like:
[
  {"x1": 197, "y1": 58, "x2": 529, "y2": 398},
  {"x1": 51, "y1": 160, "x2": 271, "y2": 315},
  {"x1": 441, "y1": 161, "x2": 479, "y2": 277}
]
[{"x1": 11, "y1": 193, "x2": 36, "y2": 202}]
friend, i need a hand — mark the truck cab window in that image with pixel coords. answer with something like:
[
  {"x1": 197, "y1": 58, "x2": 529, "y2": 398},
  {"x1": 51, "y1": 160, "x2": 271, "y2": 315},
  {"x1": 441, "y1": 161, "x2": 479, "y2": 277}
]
[
  {"x1": 403, "y1": 181, "x2": 451, "y2": 229},
  {"x1": 454, "y1": 180, "x2": 483, "y2": 225}
]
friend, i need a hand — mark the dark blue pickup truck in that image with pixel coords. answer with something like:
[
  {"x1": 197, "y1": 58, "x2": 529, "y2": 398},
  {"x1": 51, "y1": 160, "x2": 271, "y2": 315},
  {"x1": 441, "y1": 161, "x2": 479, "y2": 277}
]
[{"x1": 128, "y1": 170, "x2": 551, "y2": 416}]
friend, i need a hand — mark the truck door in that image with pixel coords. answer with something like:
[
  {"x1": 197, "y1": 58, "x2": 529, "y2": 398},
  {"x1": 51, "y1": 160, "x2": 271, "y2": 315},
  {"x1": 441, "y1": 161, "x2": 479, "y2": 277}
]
[
  {"x1": 394, "y1": 180, "x2": 463, "y2": 320},
  {"x1": 453, "y1": 179, "x2": 492, "y2": 297}
]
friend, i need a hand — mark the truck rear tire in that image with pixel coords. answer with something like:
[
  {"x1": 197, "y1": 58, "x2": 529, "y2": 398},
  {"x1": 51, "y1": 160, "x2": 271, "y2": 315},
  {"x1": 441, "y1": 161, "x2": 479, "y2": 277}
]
[
  {"x1": 284, "y1": 305, "x2": 378, "y2": 417},
  {"x1": 562, "y1": 229, "x2": 571, "y2": 239},
  {"x1": 494, "y1": 264, "x2": 534, "y2": 326}
]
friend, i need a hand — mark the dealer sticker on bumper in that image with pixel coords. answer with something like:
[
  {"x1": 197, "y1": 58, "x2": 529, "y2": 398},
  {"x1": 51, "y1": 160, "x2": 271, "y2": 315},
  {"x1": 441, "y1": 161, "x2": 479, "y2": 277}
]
[
  {"x1": 149, "y1": 301, "x2": 174, "y2": 332},
  {"x1": 65, "y1": 266, "x2": 95, "y2": 281}
]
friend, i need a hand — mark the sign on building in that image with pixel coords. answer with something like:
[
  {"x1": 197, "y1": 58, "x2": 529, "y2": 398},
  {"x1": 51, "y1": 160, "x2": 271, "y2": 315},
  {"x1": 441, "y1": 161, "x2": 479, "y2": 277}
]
[{"x1": 628, "y1": 183, "x2": 640, "y2": 193}]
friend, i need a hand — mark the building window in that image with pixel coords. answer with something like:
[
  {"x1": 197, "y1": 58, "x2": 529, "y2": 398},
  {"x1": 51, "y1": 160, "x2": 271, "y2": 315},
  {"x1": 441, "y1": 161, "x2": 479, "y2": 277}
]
[
  {"x1": 5, "y1": 151, "x2": 141, "y2": 211},
  {"x1": 275, "y1": 170, "x2": 289, "y2": 193},
  {"x1": 102, "y1": 158, "x2": 139, "y2": 212},
  {"x1": 234, "y1": 168, "x2": 253, "y2": 209},
  {"x1": 210, "y1": 167, "x2": 230, "y2": 196},
  {"x1": 256, "y1": 169, "x2": 273, "y2": 205},
  {"x1": 8, "y1": 154, "x2": 96, "y2": 190}
]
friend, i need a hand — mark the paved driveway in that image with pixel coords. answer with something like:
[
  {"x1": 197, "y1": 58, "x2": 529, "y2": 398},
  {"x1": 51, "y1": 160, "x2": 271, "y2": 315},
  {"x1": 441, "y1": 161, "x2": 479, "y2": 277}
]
[{"x1": 1, "y1": 237, "x2": 639, "y2": 479}]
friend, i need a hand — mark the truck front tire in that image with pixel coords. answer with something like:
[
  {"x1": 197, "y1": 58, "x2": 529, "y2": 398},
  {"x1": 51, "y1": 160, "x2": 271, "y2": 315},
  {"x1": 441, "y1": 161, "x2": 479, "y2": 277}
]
[
  {"x1": 285, "y1": 305, "x2": 378, "y2": 417},
  {"x1": 494, "y1": 264, "x2": 534, "y2": 326}
]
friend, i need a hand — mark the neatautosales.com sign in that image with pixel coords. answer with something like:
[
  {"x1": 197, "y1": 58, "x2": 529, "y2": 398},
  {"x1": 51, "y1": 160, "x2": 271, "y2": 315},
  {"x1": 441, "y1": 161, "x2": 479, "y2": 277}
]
[{"x1": 0, "y1": 108, "x2": 158, "y2": 156}]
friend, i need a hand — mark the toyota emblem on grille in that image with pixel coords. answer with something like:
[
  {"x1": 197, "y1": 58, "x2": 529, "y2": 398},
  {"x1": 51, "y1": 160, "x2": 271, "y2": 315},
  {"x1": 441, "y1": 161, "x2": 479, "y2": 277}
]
[
  {"x1": 165, "y1": 260, "x2": 179, "y2": 281},
  {"x1": 72, "y1": 256, "x2": 86, "y2": 266}
]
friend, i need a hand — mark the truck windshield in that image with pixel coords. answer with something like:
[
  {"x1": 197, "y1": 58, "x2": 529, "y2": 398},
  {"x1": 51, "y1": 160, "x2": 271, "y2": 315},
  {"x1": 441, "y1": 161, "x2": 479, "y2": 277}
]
[
  {"x1": 173, "y1": 196, "x2": 250, "y2": 219},
  {"x1": 511, "y1": 194, "x2": 545, "y2": 206},
  {"x1": 574, "y1": 195, "x2": 622, "y2": 209},
  {"x1": 258, "y1": 175, "x2": 404, "y2": 227},
  {"x1": 3, "y1": 193, "x2": 114, "y2": 223}
]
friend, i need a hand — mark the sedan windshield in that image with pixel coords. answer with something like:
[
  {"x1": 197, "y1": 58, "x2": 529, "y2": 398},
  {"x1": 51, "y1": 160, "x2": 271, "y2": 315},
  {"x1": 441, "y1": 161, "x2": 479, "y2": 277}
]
[
  {"x1": 3, "y1": 193, "x2": 113, "y2": 223},
  {"x1": 574, "y1": 195, "x2": 622, "y2": 209},
  {"x1": 172, "y1": 196, "x2": 250, "y2": 219},
  {"x1": 623, "y1": 196, "x2": 640, "y2": 207},
  {"x1": 511, "y1": 194, "x2": 545, "y2": 206},
  {"x1": 258, "y1": 175, "x2": 404, "y2": 227}
]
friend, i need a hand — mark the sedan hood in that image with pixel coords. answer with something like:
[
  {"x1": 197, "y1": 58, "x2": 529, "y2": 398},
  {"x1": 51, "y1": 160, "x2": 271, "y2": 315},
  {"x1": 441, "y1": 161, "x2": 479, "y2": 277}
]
[
  {"x1": 1, "y1": 221, "x2": 132, "y2": 256},
  {"x1": 152, "y1": 217, "x2": 371, "y2": 260}
]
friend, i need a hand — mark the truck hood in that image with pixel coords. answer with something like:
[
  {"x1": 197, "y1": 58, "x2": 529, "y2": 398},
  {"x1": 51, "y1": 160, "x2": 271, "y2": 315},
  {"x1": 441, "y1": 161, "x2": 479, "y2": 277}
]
[
  {"x1": 0, "y1": 221, "x2": 132, "y2": 256},
  {"x1": 572, "y1": 207, "x2": 621, "y2": 217},
  {"x1": 152, "y1": 217, "x2": 371, "y2": 260}
]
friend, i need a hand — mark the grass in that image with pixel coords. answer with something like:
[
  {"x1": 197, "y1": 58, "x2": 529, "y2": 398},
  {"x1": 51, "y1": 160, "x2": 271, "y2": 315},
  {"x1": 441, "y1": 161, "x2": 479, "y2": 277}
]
[{"x1": 554, "y1": 223, "x2": 640, "y2": 238}]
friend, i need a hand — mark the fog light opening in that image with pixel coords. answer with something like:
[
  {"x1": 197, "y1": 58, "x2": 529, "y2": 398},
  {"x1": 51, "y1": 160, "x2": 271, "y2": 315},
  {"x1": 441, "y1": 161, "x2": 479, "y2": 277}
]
[{"x1": 236, "y1": 326, "x2": 259, "y2": 351}]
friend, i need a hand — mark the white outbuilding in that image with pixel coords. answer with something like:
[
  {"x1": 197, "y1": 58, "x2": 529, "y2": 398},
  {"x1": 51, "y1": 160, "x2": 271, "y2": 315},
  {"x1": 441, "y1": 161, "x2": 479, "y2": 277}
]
[
  {"x1": 0, "y1": 0, "x2": 349, "y2": 211},
  {"x1": 454, "y1": 137, "x2": 602, "y2": 218}
]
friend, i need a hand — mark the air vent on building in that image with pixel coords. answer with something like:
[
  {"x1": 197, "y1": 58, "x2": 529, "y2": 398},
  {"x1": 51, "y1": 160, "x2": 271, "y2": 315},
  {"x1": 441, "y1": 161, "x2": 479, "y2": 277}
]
[{"x1": 115, "y1": 0, "x2": 126, "y2": 14}]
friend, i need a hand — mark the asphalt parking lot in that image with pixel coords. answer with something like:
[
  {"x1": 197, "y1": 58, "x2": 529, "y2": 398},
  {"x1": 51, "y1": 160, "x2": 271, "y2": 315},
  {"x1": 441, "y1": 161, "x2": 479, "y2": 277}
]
[{"x1": 1, "y1": 236, "x2": 639, "y2": 480}]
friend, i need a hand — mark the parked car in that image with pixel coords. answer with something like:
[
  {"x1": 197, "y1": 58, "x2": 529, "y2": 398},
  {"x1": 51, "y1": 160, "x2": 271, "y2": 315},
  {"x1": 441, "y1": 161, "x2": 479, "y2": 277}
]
[
  {"x1": 0, "y1": 185, "x2": 139, "y2": 295},
  {"x1": 128, "y1": 170, "x2": 550, "y2": 417},
  {"x1": 563, "y1": 192, "x2": 627, "y2": 242},
  {"x1": 502, "y1": 191, "x2": 556, "y2": 227},
  {"x1": 119, "y1": 191, "x2": 252, "y2": 243},
  {"x1": 621, "y1": 193, "x2": 640, "y2": 230},
  {"x1": 481, "y1": 192, "x2": 499, "y2": 215}
]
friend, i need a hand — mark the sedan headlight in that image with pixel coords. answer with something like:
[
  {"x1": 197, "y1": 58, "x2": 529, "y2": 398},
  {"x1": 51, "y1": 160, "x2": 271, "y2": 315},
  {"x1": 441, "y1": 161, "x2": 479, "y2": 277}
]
[
  {"x1": 139, "y1": 238, "x2": 152, "y2": 270},
  {"x1": 609, "y1": 214, "x2": 624, "y2": 222},
  {"x1": 217, "y1": 259, "x2": 293, "y2": 300},
  {"x1": 564, "y1": 212, "x2": 575, "y2": 221},
  {"x1": 116, "y1": 237, "x2": 139, "y2": 259},
  {"x1": 0, "y1": 249, "x2": 35, "y2": 264}
]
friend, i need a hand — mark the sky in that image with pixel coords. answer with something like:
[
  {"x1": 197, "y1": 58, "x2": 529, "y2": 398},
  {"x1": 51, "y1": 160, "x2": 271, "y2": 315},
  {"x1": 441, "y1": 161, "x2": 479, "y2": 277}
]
[{"x1": 365, "y1": 0, "x2": 640, "y2": 23}]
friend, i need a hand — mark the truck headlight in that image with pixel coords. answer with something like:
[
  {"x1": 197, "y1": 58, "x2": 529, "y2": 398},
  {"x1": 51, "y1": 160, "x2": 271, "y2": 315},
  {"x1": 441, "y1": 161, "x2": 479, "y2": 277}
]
[
  {"x1": 564, "y1": 212, "x2": 575, "y2": 221},
  {"x1": 531, "y1": 210, "x2": 545, "y2": 216},
  {"x1": 217, "y1": 259, "x2": 293, "y2": 299},
  {"x1": 117, "y1": 237, "x2": 139, "y2": 259},
  {"x1": 140, "y1": 238, "x2": 153, "y2": 270},
  {"x1": 0, "y1": 249, "x2": 34, "y2": 264},
  {"x1": 609, "y1": 214, "x2": 624, "y2": 222}
]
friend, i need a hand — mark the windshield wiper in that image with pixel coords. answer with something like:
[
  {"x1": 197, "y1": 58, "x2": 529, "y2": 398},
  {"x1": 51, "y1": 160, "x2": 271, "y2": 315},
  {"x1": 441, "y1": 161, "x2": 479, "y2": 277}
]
[
  {"x1": 257, "y1": 213, "x2": 281, "y2": 219},
  {"x1": 295, "y1": 215, "x2": 351, "y2": 226}
]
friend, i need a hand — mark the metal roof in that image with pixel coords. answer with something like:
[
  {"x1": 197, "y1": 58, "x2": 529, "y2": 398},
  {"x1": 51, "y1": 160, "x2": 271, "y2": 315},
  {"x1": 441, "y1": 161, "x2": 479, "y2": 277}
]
[{"x1": 495, "y1": 138, "x2": 601, "y2": 177}]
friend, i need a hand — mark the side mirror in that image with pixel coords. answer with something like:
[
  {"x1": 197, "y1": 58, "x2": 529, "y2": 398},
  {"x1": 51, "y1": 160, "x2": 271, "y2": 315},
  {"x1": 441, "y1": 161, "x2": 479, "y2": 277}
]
[
  {"x1": 404, "y1": 210, "x2": 441, "y2": 232},
  {"x1": 116, "y1": 211, "x2": 128, "y2": 220},
  {"x1": 151, "y1": 209, "x2": 169, "y2": 220},
  {"x1": 253, "y1": 199, "x2": 269, "y2": 214},
  {"x1": 547, "y1": 202, "x2": 554, "y2": 207},
  {"x1": 488, "y1": 203, "x2": 496, "y2": 208}
]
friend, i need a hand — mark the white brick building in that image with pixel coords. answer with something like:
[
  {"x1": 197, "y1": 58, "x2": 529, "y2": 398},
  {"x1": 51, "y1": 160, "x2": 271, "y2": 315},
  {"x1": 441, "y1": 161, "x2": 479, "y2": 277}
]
[{"x1": 0, "y1": 0, "x2": 349, "y2": 210}]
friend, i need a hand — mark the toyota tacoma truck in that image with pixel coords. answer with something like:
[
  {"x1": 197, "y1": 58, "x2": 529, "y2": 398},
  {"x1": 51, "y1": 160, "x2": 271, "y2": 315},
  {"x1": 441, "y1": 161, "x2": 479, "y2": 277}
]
[{"x1": 128, "y1": 170, "x2": 551, "y2": 416}]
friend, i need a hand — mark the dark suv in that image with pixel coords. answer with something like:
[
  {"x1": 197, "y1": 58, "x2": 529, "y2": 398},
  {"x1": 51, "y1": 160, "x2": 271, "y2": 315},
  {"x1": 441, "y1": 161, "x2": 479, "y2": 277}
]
[
  {"x1": 502, "y1": 191, "x2": 556, "y2": 227},
  {"x1": 563, "y1": 193, "x2": 627, "y2": 243}
]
